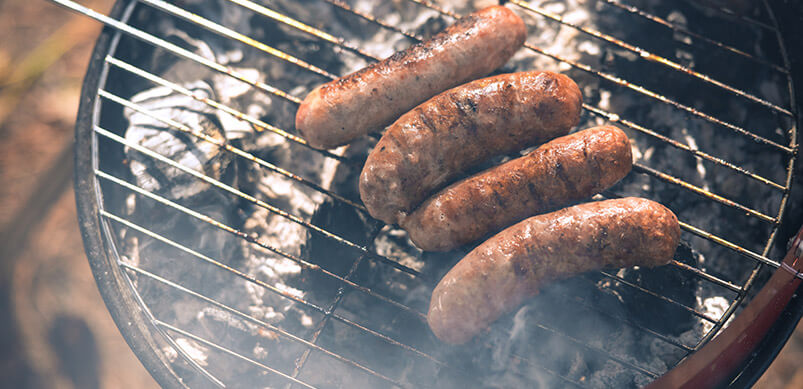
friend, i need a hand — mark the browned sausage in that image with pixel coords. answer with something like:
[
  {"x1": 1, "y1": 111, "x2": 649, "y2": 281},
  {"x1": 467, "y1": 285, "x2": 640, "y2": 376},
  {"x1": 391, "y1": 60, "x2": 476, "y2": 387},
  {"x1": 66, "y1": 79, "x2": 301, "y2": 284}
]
[
  {"x1": 360, "y1": 71, "x2": 583, "y2": 225},
  {"x1": 427, "y1": 197, "x2": 680, "y2": 344},
  {"x1": 295, "y1": 6, "x2": 526, "y2": 150},
  {"x1": 401, "y1": 126, "x2": 633, "y2": 251}
]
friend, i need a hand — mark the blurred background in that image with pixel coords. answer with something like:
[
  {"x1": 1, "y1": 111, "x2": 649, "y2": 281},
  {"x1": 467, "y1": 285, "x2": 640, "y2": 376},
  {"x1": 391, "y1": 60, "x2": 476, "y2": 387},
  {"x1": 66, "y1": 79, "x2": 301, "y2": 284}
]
[{"x1": 0, "y1": 0, "x2": 800, "y2": 388}]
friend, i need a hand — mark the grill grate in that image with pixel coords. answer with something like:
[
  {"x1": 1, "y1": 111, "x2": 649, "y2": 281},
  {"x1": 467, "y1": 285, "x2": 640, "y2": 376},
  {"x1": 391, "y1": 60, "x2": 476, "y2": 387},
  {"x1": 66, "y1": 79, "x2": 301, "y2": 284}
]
[{"x1": 56, "y1": 0, "x2": 800, "y2": 387}]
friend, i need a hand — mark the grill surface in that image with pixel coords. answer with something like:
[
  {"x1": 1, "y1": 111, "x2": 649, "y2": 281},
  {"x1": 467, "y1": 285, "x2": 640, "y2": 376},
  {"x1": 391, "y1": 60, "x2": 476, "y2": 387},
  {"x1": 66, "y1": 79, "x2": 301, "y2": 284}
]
[{"x1": 61, "y1": 0, "x2": 800, "y2": 387}]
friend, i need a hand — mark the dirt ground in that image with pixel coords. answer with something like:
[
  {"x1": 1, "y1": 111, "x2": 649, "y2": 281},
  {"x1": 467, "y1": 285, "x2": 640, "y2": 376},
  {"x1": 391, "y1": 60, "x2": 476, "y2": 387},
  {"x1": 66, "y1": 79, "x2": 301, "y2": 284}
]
[{"x1": 0, "y1": 0, "x2": 799, "y2": 388}]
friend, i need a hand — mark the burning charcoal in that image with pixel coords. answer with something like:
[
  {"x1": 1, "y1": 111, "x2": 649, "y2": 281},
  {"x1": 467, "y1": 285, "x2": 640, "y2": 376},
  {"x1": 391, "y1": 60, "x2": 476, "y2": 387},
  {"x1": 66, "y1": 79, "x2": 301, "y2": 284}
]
[
  {"x1": 301, "y1": 199, "x2": 376, "y2": 297},
  {"x1": 612, "y1": 244, "x2": 700, "y2": 336},
  {"x1": 124, "y1": 81, "x2": 231, "y2": 202}
]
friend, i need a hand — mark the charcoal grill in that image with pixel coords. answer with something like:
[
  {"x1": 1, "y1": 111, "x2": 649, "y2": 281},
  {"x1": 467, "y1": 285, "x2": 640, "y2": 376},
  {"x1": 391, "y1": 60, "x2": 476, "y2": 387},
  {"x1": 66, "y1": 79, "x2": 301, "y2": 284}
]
[{"x1": 52, "y1": 0, "x2": 803, "y2": 387}]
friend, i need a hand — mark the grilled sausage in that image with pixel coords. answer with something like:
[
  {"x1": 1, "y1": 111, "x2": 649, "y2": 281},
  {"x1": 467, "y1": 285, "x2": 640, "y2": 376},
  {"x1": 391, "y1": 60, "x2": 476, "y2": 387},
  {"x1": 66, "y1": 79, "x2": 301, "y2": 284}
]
[
  {"x1": 427, "y1": 197, "x2": 680, "y2": 344},
  {"x1": 401, "y1": 126, "x2": 632, "y2": 251},
  {"x1": 295, "y1": 5, "x2": 526, "y2": 150},
  {"x1": 360, "y1": 71, "x2": 583, "y2": 225}
]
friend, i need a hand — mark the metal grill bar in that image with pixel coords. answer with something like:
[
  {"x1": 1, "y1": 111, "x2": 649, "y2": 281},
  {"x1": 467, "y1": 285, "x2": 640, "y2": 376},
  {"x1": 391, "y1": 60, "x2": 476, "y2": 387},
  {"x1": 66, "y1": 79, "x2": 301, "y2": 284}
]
[
  {"x1": 562, "y1": 291, "x2": 695, "y2": 352},
  {"x1": 99, "y1": 87, "x2": 363, "y2": 210},
  {"x1": 679, "y1": 0, "x2": 776, "y2": 31},
  {"x1": 593, "y1": 271, "x2": 717, "y2": 323},
  {"x1": 152, "y1": 317, "x2": 318, "y2": 388},
  {"x1": 225, "y1": 0, "x2": 378, "y2": 60},
  {"x1": 102, "y1": 56, "x2": 347, "y2": 163},
  {"x1": 582, "y1": 104, "x2": 786, "y2": 191},
  {"x1": 289, "y1": 228, "x2": 381, "y2": 385},
  {"x1": 323, "y1": 0, "x2": 424, "y2": 41},
  {"x1": 136, "y1": 0, "x2": 337, "y2": 79},
  {"x1": 116, "y1": 258, "x2": 403, "y2": 387},
  {"x1": 525, "y1": 41, "x2": 792, "y2": 152},
  {"x1": 631, "y1": 163, "x2": 775, "y2": 223},
  {"x1": 601, "y1": 0, "x2": 787, "y2": 73},
  {"x1": 669, "y1": 259, "x2": 742, "y2": 293},
  {"x1": 678, "y1": 221, "x2": 784, "y2": 269},
  {"x1": 51, "y1": 0, "x2": 303, "y2": 104},
  {"x1": 508, "y1": 0, "x2": 793, "y2": 117},
  {"x1": 109, "y1": 224, "x2": 228, "y2": 388},
  {"x1": 531, "y1": 322, "x2": 659, "y2": 379}
]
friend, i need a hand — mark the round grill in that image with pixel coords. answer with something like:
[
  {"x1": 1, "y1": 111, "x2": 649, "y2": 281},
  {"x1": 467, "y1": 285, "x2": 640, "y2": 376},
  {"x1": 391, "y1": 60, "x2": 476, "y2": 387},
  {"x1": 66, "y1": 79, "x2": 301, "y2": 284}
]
[{"x1": 64, "y1": 0, "x2": 801, "y2": 387}]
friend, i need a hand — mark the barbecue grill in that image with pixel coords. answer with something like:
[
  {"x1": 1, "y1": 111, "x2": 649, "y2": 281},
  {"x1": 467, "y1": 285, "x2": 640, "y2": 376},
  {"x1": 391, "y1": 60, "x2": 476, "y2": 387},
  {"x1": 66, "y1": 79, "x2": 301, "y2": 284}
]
[{"x1": 51, "y1": 0, "x2": 803, "y2": 387}]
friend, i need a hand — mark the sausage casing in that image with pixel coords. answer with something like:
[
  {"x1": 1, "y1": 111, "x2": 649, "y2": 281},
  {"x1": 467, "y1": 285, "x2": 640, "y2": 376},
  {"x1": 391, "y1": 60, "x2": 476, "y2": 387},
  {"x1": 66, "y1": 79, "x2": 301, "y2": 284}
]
[
  {"x1": 402, "y1": 126, "x2": 633, "y2": 251},
  {"x1": 360, "y1": 71, "x2": 583, "y2": 224},
  {"x1": 427, "y1": 197, "x2": 680, "y2": 344},
  {"x1": 295, "y1": 5, "x2": 526, "y2": 150}
]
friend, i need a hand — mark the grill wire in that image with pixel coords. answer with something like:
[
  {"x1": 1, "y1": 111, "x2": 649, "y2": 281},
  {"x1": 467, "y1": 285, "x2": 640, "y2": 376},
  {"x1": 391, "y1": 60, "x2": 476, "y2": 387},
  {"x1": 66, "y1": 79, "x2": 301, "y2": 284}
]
[{"x1": 54, "y1": 0, "x2": 799, "y2": 387}]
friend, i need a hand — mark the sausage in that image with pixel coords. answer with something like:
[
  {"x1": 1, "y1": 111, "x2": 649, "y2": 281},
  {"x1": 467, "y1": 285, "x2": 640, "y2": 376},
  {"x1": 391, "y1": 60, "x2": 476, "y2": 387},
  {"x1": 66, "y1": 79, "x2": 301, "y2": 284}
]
[
  {"x1": 295, "y1": 5, "x2": 526, "y2": 150},
  {"x1": 360, "y1": 71, "x2": 583, "y2": 225},
  {"x1": 401, "y1": 126, "x2": 633, "y2": 251},
  {"x1": 427, "y1": 197, "x2": 680, "y2": 344}
]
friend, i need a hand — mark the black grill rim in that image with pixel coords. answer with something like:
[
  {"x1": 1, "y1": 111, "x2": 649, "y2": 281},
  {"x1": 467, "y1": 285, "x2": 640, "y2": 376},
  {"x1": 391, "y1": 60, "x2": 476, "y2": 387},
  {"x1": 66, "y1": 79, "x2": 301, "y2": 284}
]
[{"x1": 74, "y1": 0, "x2": 190, "y2": 386}]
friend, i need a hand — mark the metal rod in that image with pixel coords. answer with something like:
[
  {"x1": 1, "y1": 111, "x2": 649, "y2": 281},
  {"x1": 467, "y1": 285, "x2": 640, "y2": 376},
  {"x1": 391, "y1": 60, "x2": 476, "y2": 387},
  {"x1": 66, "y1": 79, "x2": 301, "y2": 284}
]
[
  {"x1": 561, "y1": 291, "x2": 695, "y2": 352},
  {"x1": 47, "y1": 0, "x2": 303, "y2": 105},
  {"x1": 289, "y1": 227, "x2": 382, "y2": 385},
  {"x1": 105, "y1": 56, "x2": 348, "y2": 162},
  {"x1": 324, "y1": 0, "x2": 423, "y2": 41},
  {"x1": 153, "y1": 319, "x2": 318, "y2": 388},
  {"x1": 119, "y1": 261, "x2": 404, "y2": 387},
  {"x1": 600, "y1": 0, "x2": 787, "y2": 73},
  {"x1": 583, "y1": 104, "x2": 786, "y2": 190},
  {"x1": 593, "y1": 271, "x2": 717, "y2": 323},
  {"x1": 530, "y1": 322, "x2": 659, "y2": 378},
  {"x1": 508, "y1": 0, "x2": 793, "y2": 117},
  {"x1": 136, "y1": 0, "x2": 336, "y2": 79},
  {"x1": 678, "y1": 0, "x2": 776, "y2": 31},
  {"x1": 631, "y1": 163, "x2": 776, "y2": 223},
  {"x1": 109, "y1": 233, "x2": 227, "y2": 388},
  {"x1": 223, "y1": 0, "x2": 380, "y2": 61},
  {"x1": 59, "y1": 0, "x2": 799, "y2": 384},
  {"x1": 99, "y1": 88, "x2": 361, "y2": 209},
  {"x1": 669, "y1": 259, "x2": 742, "y2": 293}
]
